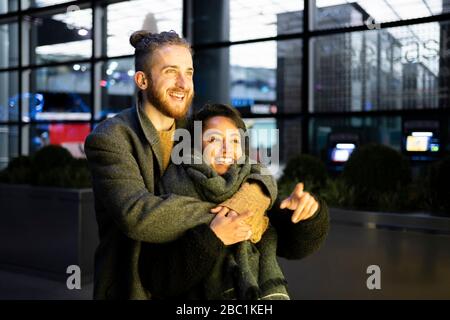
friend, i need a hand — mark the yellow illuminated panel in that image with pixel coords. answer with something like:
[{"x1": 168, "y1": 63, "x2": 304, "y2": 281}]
[{"x1": 406, "y1": 136, "x2": 429, "y2": 152}]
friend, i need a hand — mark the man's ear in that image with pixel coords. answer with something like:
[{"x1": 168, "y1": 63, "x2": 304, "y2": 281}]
[{"x1": 135, "y1": 71, "x2": 148, "y2": 90}]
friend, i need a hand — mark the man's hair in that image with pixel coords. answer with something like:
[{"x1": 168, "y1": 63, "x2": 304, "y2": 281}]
[{"x1": 129, "y1": 30, "x2": 192, "y2": 76}]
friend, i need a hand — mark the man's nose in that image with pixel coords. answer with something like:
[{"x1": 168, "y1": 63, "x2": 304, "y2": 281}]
[{"x1": 176, "y1": 74, "x2": 187, "y2": 89}]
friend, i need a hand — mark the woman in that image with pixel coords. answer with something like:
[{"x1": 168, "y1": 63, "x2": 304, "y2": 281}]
[{"x1": 139, "y1": 104, "x2": 329, "y2": 300}]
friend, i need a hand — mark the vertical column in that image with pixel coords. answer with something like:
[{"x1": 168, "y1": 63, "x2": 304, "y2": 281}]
[
  {"x1": 440, "y1": 0, "x2": 450, "y2": 152},
  {"x1": 20, "y1": 0, "x2": 32, "y2": 155},
  {"x1": 190, "y1": 0, "x2": 230, "y2": 110},
  {"x1": 439, "y1": 0, "x2": 450, "y2": 109},
  {"x1": 0, "y1": 11, "x2": 8, "y2": 168},
  {"x1": 92, "y1": 1, "x2": 105, "y2": 124}
]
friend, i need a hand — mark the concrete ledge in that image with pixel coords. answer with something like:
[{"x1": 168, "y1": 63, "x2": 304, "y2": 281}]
[{"x1": 330, "y1": 207, "x2": 450, "y2": 234}]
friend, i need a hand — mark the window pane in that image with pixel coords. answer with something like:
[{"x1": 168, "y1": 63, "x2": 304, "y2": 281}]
[
  {"x1": 277, "y1": 39, "x2": 303, "y2": 114},
  {"x1": 23, "y1": 8, "x2": 92, "y2": 65},
  {"x1": 313, "y1": 0, "x2": 450, "y2": 30},
  {"x1": 21, "y1": 0, "x2": 74, "y2": 10},
  {"x1": 311, "y1": 22, "x2": 450, "y2": 112},
  {"x1": 22, "y1": 64, "x2": 91, "y2": 121},
  {"x1": 194, "y1": 40, "x2": 301, "y2": 116},
  {"x1": 447, "y1": 116, "x2": 450, "y2": 153},
  {"x1": 23, "y1": 123, "x2": 90, "y2": 158},
  {"x1": 277, "y1": 117, "x2": 302, "y2": 164},
  {"x1": 107, "y1": 0, "x2": 183, "y2": 57},
  {"x1": 96, "y1": 58, "x2": 136, "y2": 120},
  {"x1": 0, "y1": 72, "x2": 19, "y2": 122},
  {"x1": 230, "y1": 0, "x2": 303, "y2": 41},
  {"x1": 309, "y1": 116, "x2": 402, "y2": 165},
  {"x1": 230, "y1": 41, "x2": 278, "y2": 115},
  {"x1": 0, "y1": 21, "x2": 19, "y2": 69},
  {"x1": 243, "y1": 117, "x2": 280, "y2": 175},
  {"x1": 191, "y1": 0, "x2": 303, "y2": 45},
  {"x1": 0, "y1": 0, "x2": 18, "y2": 14},
  {"x1": 0, "y1": 125, "x2": 18, "y2": 170}
]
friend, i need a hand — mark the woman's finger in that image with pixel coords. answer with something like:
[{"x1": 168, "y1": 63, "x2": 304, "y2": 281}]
[
  {"x1": 280, "y1": 198, "x2": 290, "y2": 209},
  {"x1": 291, "y1": 193, "x2": 310, "y2": 222},
  {"x1": 297, "y1": 198, "x2": 315, "y2": 222},
  {"x1": 294, "y1": 182, "x2": 304, "y2": 197}
]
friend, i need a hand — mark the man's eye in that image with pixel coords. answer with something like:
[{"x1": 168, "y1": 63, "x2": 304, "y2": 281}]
[
  {"x1": 233, "y1": 139, "x2": 240, "y2": 144},
  {"x1": 166, "y1": 69, "x2": 176, "y2": 74}
]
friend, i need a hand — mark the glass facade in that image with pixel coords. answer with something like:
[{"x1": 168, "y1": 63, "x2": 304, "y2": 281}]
[
  {"x1": 0, "y1": 0, "x2": 449, "y2": 169},
  {"x1": 0, "y1": 1, "x2": 18, "y2": 14},
  {"x1": 311, "y1": 22, "x2": 448, "y2": 112},
  {"x1": 313, "y1": 0, "x2": 450, "y2": 30},
  {"x1": 22, "y1": 7, "x2": 92, "y2": 65},
  {"x1": 96, "y1": 58, "x2": 135, "y2": 120},
  {"x1": 22, "y1": 65, "x2": 92, "y2": 121},
  {"x1": 0, "y1": 72, "x2": 19, "y2": 122},
  {"x1": 0, "y1": 21, "x2": 19, "y2": 69},
  {"x1": 22, "y1": 0, "x2": 75, "y2": 10},
  {"x1": 106, "y1": 0, "x2": 183, "y2": 57}
]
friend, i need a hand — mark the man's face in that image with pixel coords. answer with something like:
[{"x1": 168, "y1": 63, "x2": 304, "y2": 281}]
[{"x1": 145, "y1": 45, "x2": 194, "y2": 119}]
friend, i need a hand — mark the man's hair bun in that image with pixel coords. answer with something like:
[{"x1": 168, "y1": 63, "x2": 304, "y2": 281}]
[{"x1": 129, "y1": 30, "x2": 150, "y2": 48}]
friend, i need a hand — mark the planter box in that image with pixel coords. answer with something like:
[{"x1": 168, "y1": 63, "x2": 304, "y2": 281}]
[
  {"x1": 0, "y1": 184, "x2": 98, "y2": 284},
  {"x1": 279, "y1": 207, "x2": 450, "y2": 299}
]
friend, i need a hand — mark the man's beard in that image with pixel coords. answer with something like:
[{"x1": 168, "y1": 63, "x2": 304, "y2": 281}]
[{"x1": 144, "y1": 81, "x2": 193, "y2": 120}]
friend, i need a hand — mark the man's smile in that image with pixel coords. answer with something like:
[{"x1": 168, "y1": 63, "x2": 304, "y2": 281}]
[{"x1": 168, "y1": 90, "x2": 186, "y2": 101}]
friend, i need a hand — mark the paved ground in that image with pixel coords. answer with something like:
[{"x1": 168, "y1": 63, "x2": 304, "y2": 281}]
[
  {"x1": 1, "y1": 217, "x2": 449, "y2": 300},
  {"x1": 0, "y1": 267, "x2": 93, "y2": 300}
]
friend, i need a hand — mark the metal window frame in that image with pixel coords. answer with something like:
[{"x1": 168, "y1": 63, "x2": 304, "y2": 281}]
[{"x1": 0, "y1": 0, "x2": 449, "y2": 157}]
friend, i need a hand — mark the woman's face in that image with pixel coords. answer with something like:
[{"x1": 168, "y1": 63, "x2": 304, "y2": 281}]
[{"x1": 202, "y1": 116, "x2": 243, "y2": 175}]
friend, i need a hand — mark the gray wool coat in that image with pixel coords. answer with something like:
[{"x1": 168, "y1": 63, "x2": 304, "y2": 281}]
[{"x1": 84, "y1": 103, "x2": 278, "y2": 300}]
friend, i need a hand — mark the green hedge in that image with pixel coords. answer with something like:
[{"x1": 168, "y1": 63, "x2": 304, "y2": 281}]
[
  {"x1": 276, "y1": 144, "x2": 448, "y2": 215},
  {"x1": 342, "y1": 143, "x2": 411, "y2": 211},
  {"x1": 0, "y1": 145, "x2": 91, "y2": 189},
  {"x1": 278, "y1": 154, "x2": 328, "y2": 199},
  {"x1": 423, "y1": 156, "x2": 450, "y2": 214}
]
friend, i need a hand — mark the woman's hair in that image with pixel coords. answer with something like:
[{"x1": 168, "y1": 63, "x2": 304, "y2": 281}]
[
  {"x1": 191, "y1": 103, "x2": 247, "y2": 131},
  {"x1": 188, "y1": 103, "x2": 249, "y2": 155},
  {"x1": 129, "y1": 30, "x2": 192, "y2": 76}
]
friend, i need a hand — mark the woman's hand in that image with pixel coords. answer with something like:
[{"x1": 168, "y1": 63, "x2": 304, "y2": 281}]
[{"x1": 280, "y1": 182, "x2": 319, "y2": 223}]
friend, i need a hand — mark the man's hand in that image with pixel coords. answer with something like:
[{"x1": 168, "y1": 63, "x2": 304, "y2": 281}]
[
  {"x1": 209, "y1": 209, "x2": 254, "y2": 245},
  {"x1": 210, "y1": 206, "x2": 233, "y2": 216},
  {"x1": 280, "y1": 182, "x2": 319, "y2": 224}
]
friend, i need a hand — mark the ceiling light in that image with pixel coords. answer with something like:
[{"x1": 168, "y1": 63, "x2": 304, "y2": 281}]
[{"x1": 78, "y1": 29, "x2": 89, "y2": 36}]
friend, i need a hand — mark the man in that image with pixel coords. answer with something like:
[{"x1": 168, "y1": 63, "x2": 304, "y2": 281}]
[{"x1": 84, "y1": 30, "x2": 328, "y2": 300}]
